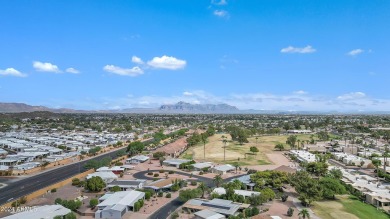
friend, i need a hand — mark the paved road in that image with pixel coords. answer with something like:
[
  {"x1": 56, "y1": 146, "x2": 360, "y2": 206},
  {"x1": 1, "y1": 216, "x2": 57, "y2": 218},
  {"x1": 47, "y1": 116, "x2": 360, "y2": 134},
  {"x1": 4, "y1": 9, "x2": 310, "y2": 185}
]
[
  {"x1": 133, "y1": 170, "x2": 245, "y2": 219},
  {"x1": 0, "y1": 148, "x2": 126, "y2": 205}
]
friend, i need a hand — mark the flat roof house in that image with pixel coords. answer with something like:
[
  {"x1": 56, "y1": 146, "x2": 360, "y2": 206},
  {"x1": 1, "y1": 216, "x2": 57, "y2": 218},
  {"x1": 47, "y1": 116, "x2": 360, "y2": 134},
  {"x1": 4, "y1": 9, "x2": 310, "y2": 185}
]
[
  {"x1": 144, "y1": 177, "x2": 185, "y2": 192},
  {"x1": 163, "y1": 159, "x2": 190, "y2": 168},
  {"x1": 87, "y1": 172, "x2": 118, "y2": 184},
  {"x1": 192, "y1": 162, "x2": 213, "y2": 171},
  {"x1": 125, "y1": 155, "x2": 149, "y2": 164},
  {"x1": 183, "y1": 198, "x2": 248, "y2": 217},
  {"x1": 107, "y1": 180, "x2": 146, "y2": 191},
  {"x1": 211, "y1": 164, "x2": 235, "y2": 175},
  {"x1": 194, "y1": 209, "x2": 226, "y2": 219},
  {"x1": 3, "y1": 205, "x2": 71, "y2": 219},
  {"x1": 97, "y1": 166, "x2": 126, "y2": 174},
  {"x1": 95, "y1": 191, "x2": 145, "y2": 219}
]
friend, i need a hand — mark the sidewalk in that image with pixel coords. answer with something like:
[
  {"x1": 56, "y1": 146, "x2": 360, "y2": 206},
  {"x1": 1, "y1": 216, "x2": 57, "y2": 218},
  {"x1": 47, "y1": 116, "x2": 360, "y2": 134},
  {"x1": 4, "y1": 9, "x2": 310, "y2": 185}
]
[{"x1": 292, "y1": 197, "x2": 320, "y2": 219}]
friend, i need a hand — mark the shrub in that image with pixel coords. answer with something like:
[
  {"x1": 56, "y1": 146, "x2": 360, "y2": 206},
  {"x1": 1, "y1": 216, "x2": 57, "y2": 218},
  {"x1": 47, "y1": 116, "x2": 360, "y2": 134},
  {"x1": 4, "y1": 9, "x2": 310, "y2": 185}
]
[
  {"x1": 120, "y1": 172, "x2": 124, "y2": 178},
  {"x1": 147, "y1": 172, "x2": 153, "y2": 175},
  {"x1": 166, "y1": 193, "x2": 172, "y2": 198},
  {"x1": 190, "y1": 181, "x2": 197, "y2": 186},
  {"x1": 72, "y1": 178, "x2": 80, "y2": 186},
  {"x1": 158, "y1": 192, "x2": 164, "y2": 197},
  {"x1": 154, "y1": 173, "x2": 160, "y2": 177},
  {"x1": 90, "y1": 199, "x2": 98, "y2": 208},
  {"x1": 51, "y1": 188, "x2": 57, "y2": 193},
  {"x1": 170, "y1": 212, "x2": 179, "y2": 219},
  {"x1": 134, "y1": 202, "x2": 141, "y2": 212},
  {"x1": 19, "y1": 196, "x2": 27, "y2": 204},
  {"x1": 287, "y1": 207, "x2": 294, "y2": 217},
  {"x1": 199, "y1": 171, "x2": 204, "y2": 175},
  {"x1": 159, "y1": 169, "x2": 165, "y2": 173},
  {"x1": 169, "y1": 170, "x2": 174, "y2": 174},
  {"x1": 145, "y1": 191, "x2": 151, "y2": 200},
  {"x1": 281, "y1": 194, "x2": 288, "y2": 202}
]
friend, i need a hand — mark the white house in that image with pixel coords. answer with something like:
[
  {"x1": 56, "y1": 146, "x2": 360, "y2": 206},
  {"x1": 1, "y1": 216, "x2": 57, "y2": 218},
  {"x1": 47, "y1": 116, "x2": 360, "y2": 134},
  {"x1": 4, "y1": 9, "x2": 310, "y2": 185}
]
[
  {"x1": 87, "y1": 172, "x2": 118, "y2": 184},
  {"x1": 3, "y1": 205, "x2": 71, "y2": 219},
  {"x1": 125, "y1": 155, "x2": 149, "y2": 164},
  {"x1": 95, "y1": 191, "x2": 145, "y2": 219},
  {"x1": 211, "y1": 164, "x2": 235, "y2": 175},
  {"x1": 107, "y1": 180, "x2": 146, "y2": 191}
]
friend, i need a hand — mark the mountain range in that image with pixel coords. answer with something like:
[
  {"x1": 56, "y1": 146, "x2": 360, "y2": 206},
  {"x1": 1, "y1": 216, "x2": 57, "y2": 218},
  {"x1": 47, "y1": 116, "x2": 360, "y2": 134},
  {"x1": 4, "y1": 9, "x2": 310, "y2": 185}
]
[
  {"x1": 1, "y1": 102, "x2": 390, "y2": 115},
  {"x1": 0, "y1": 102, "x2": 240, "y2": 114}
]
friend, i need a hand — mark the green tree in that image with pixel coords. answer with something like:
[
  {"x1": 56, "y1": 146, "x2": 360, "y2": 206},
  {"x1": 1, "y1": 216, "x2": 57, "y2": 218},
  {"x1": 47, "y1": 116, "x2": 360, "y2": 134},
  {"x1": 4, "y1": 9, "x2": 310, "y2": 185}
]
[
  {"x1": 286, "y1": 135, "x2": 297, "y2": 149},
  {"x1": 198, "y1": 182, "x2": 207, "y2": 198},
  {"x1": 290, "y1": 171, "x2": 323, "y2": 206},
  {"x1": 110, "y1": 185, "x2": 121, "y2": 192},
  {"x1": 179, "y1": 189, "x2": 201, "y2": 202},
  {"x1": 305, "y1": 162, "x2": 329, "y2": 177},
  {"x1": 298, "y1": 209, "x2": 310, "y2": 219},
  {"x1": 64, "y1": 212, "x2": 77, "y2": 219},
  {"x1": 126, "y1": 141, "x2": 144, "y2": 155},
  {"x1": 153, "y1": 151, "x2": 165, "y2": 159},
  {"x1": 86, "y1": 176, "x2": 106, "y2": 192},
  {"x1": 327, "y1": 168, "x2": 342, "y2": 179},
  {"x1": 89, "y1": 198, "x2": 98, "y2": 208},
  {"x1": 250, "y1": 146, "x2": 259, "y2": 156},
  {"x1": 319, "y1": 177, "x2": 346, "y2": 199},
  {"x1": 274, "y1": 143, "x2": 285, "y2": 151},
  {"x1": 213, "y1": 174, "x2": 223, "y2": 187}
]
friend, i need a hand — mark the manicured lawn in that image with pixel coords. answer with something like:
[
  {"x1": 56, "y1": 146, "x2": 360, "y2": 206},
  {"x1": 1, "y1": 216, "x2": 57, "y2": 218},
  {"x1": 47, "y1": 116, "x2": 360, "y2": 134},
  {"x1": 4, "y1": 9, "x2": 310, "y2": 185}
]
[
  {"x1": 341, "y1": 196, "x2": 389, "y2": 219},
  {"x1": 313, "y1": 195, "x2": 390, "y2": 219}
]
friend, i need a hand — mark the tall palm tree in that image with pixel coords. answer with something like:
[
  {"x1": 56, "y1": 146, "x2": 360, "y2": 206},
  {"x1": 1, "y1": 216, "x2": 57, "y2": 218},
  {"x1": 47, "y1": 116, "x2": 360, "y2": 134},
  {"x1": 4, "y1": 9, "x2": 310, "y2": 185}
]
[
  {"x1": 297, "y1": 139, "x2": 301, "y2": 150},
  {"x1": 234, "y1": 163, "x2": 240, "y2": 174},
  {"x1": 198, "y1": 182, "x2": 207, "y2": 198},
  {"x1": 298, "y1": 209, "x2": 310, "y2": 219},
  {"x1": 213, "y1": 174, "x2": 223, "y2": 187},
  {"x1": 221, "y1": 135, "x2": 227, "y2": 161}
]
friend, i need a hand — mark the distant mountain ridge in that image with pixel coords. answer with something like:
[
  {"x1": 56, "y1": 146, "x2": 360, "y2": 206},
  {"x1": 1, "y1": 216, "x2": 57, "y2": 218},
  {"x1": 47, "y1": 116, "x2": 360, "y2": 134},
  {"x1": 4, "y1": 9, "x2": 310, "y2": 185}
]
[
  {"x1": 159, "y1": 101, "x2": 239, "y2": 113},
  {"x1": 2, "y1": 101, "x2": 390, "y2": 115},
  {"x1": 0, "y1": 102, "x2": 86, "y2": 113}
]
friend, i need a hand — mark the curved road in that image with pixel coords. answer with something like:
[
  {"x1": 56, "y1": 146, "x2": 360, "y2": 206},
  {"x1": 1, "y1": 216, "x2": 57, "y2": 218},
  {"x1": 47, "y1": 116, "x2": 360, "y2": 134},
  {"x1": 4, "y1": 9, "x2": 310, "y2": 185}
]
[
  {"x1": 0, "y1": 148, "x2": 126, "y2": 205},
  {"x1": 133, "y1": 170, "x2": 245, "y2": 219}
]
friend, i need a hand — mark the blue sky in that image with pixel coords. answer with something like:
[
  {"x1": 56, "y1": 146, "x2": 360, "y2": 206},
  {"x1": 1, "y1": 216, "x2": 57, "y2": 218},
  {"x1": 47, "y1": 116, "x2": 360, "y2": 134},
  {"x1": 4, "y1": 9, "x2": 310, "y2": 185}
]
[{"x1": 1, "y1": 0, "x2": 389, "y2": 111}]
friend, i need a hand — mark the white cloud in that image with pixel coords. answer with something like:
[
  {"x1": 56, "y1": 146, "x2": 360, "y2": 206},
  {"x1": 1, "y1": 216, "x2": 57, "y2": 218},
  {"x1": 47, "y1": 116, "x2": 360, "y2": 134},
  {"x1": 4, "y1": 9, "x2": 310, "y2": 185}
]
[
  {"x1": 65, "y1": 68, "x2": 80, "y2": 74},
  {"x1": 183, "y1": 91, "x2": 194, "y2": 96},
  {"x1": 293, "y1": 90, "x2": 308, "y2": 95},
  {"x1": 33, "y1": 61, "x2": 61, "y2": 73},
  {"x1": 213, "y1": 10, "x2": 229, "y2": 18},
  {"x1": 147, "y1": 55, "x2": 186, "y2": 70},
  {"x1": 347, "y1": 49, "x2": 364, "y2": 56},
  {"x1": 131, "y1": 56, "x2": 144, "y2": 64},
  {"x1": 337, "y1": 92, "x2": 366, "y2": 101},
  {"x1": 0, "y1": 68, "x2": 27, "y2": 77},
  {"x1": 211, "y1": 0, "x2": 227, "y2": 5},
  {"x1": 281, "y1": 45, "x2": 316, "y2": 54},
  {"x1": 103, "y1": 65, "x2": 144, "y2": 76}
]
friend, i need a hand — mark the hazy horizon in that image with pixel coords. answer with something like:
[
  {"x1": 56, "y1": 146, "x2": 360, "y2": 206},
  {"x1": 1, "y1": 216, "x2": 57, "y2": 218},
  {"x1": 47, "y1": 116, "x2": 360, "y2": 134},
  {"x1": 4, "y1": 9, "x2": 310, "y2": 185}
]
[{"x1": 1, "y1": 0, "x2": 389, "y2": 112}]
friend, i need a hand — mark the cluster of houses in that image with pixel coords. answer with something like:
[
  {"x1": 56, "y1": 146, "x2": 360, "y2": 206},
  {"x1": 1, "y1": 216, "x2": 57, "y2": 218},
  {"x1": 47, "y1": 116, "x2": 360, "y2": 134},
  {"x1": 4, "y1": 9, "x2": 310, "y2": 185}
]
[
  {"x1": 0, "y1": 129, "x2": 135, "y2": 171},
  {"x1": 337, "y1": 166, "x2": 390, "y2": 213}
]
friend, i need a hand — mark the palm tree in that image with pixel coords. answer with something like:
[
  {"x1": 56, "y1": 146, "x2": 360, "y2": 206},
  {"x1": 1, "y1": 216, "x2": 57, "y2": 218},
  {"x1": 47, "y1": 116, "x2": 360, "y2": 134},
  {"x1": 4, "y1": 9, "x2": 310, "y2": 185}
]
[
  {"x1": 221, "y1": 135, "x2": 227, "y2": 161},
  {"x1": 233, "y1": 162, "x2": 239, "y2": 174},
  {"x1": 298, "y1": 209, "x2": 310, "y2": 219},
  {"x1": 198, "y1": 182, "x2": 207, "y2": 198},
  {"x1": 213, "y1": 174, "x2": 223, "y2": 187}
]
